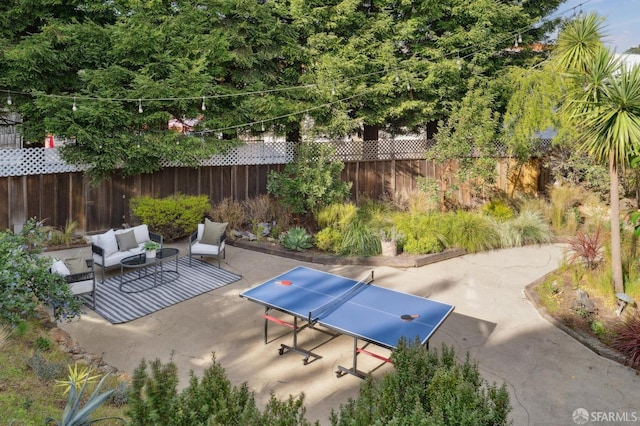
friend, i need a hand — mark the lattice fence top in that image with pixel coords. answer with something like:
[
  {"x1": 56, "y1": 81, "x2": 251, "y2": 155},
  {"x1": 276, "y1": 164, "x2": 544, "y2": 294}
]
[{"x1": 0, "y1": 138, "x2": 550, "y2": 177}]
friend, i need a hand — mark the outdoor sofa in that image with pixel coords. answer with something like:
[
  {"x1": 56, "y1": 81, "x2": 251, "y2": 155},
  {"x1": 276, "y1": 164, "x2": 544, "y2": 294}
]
[{"x1": 90, "y1": 224, "x2": 163, "y2": 282}]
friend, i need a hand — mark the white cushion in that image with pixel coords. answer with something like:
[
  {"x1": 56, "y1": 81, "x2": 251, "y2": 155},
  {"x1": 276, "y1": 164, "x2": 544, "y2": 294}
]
[
  {"x1": 191, "y1": 241, "x2": 224, "y2": 256},
  {"x1": 51, "y1": 259, "x2": 70, "y2": 276},
  {"x1": 96, "y1": 229, "x2": 119, "y2": 258},
  {"x1": 131, "y1": 225, "x2": 151, "y2": 244},
  {"x1": 197, "y1": 223, "x2": 205, "y2": 241},
  {"x1": 69, "y1": 280, "x2": 93, "y2": 295}
]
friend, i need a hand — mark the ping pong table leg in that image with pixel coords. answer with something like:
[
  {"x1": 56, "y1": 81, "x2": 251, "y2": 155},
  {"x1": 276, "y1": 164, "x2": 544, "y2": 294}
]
[{"x1": 336, "y1": 338, "x2": 367, "y2": 379}]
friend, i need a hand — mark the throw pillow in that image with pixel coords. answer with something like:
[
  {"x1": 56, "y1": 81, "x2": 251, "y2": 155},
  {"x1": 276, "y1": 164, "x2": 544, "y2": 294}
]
[
  {"x1": 96, "y1": 229, "x2": 119, "y2": 258},
  {"x1": 116, "y1": 230, "x2": 138, "y2": 252},
  {"x1": 51, "y1": 259, "x2": 71, "y2": 276},
  {"x1": 64, "y1": 257, "x2": 88, "y2": 274},
  {"x1": 201, "y1": 219, "x2": 227, "y2": 245}
]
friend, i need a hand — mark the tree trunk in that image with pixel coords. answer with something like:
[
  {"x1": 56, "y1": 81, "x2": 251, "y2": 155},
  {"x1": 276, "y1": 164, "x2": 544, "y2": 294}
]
[{"x1": 610, "y1": 154, "x2": 624, "y2": 294}]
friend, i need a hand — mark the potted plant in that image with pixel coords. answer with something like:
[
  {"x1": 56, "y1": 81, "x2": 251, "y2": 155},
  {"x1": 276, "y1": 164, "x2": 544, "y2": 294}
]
[
  {"x1": 379, "y1": 227, "x2": 400, "y2": 257},
  {"x1": 143, "y1": 240, "x2": 161, "y2": 258}
]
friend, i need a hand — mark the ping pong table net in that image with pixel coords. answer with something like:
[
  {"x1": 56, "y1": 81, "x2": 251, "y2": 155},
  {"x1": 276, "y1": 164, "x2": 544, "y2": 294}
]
[{"x1": 307, "y1": 271, "x2": 374, "y2": 326}]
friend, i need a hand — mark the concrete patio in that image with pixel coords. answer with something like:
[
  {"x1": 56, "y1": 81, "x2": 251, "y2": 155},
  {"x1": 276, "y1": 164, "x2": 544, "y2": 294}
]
[{"x1": 57, "y1": 242, "x2": 640, "y2": 425}]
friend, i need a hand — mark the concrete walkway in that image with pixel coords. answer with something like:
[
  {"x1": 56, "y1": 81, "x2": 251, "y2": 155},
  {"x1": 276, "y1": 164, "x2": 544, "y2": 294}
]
[{"x1": 58, "y1": 243, "x2": 640, "y2": 425}]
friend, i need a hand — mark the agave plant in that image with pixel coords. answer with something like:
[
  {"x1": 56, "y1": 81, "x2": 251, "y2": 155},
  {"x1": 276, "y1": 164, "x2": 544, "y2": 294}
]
[
  {"x1": 45, "y1": 372, "x2": 124, "y2": 426},
  {"x1": 279, "y1": 227, "x2": 313, "y2": 252}
]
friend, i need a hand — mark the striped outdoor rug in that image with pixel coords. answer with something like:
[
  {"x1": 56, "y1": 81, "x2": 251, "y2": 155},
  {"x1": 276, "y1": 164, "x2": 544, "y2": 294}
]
[{"x1": 87, "y1": 257, "x2": 242, "y2": 324}]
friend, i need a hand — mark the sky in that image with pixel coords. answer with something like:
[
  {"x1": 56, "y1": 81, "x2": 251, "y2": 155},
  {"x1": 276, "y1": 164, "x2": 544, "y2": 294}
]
[{"x1": 555, "y1": 0, "x2": 640, "y2": 52}]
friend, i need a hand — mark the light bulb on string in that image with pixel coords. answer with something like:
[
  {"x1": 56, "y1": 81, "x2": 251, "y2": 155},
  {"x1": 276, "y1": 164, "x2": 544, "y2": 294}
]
[
  {"x1": 406, "y1": 81, "x2": 411, "y2": 91},
  {"x1": 72, "y1": 97, "x2": 77, "y2": 112},
  {"x1": 261, "y1": 121, "x2": 265, "y2": 132},
  {"x1": 331, "y1": 85, "x2": 336, "y2": 96},
  {"x1": 6, "y1": 91, "x2": 12, "y2": 106},
  {"x1": 514, "y1": 37, "x2": 519, "y2": 48},
  {"x1": 138, "y1": 99, "x2": 143, "y2": 114},
  {"x1": 517, "y1": 33, "x2": 522, "y2": 44},
  {"x1": 456, "y1": 56, "x2": 462, "y2": 70},
  {"x1": 201, "y1": 96, "x2": 206, "y2": 111}
]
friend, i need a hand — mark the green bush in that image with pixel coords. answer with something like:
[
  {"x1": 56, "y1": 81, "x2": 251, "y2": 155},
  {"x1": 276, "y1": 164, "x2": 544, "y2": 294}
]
[
  {"x1": 0, "y1": 219, "x2": 83, "y2": 327},
  {"x1": 482, "y1": 199, "x2": 514, "y2": 221},
  {"x1": 130, "y1": 194, "x2": 210, "y2": 241},
  {"x1": 330, "y1": 341, "x2": 510, "y2": 425},
  {"x1": 444, "y1": 211, "x2": 500, "y2": 252},
  {"x1": 499, "y1": 210, "x2": 553, "y2": 248},
  {"x1": 314, "y1": 203, "x2": 357, "y2": 229},
  {"x1": 127, "y1": 355, "x2": 316, "y2": 425},
  {"x1": 403, "y1": 234, "x2": 443, "y2": 254},
  {"x1": 339, "y1": 220, "x2": 379, "y2": 256},
  {"x1": 267, "y1": 142, "x2": 352, "y2": 215},
  {"x1": 315, "y1": 227, "x2": 343, "y2": 253}
]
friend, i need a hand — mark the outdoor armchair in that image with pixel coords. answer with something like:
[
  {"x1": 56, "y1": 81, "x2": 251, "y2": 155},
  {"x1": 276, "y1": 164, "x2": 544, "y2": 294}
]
[
  {"x1": 50, "y1": 258, "x2": 96, "y2": 311},
  {"x1": 188, "y1": 219, "x2": 227, "y2": 268}
]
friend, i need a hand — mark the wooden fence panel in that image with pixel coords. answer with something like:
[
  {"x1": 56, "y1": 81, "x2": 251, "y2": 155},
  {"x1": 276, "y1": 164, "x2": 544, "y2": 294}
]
[
  {"x1": 0, "y1": 175, "x2": 8, "y2": 231},
  {"x1": 1, "y1": 159, "x2": 552, "y2": 234}
]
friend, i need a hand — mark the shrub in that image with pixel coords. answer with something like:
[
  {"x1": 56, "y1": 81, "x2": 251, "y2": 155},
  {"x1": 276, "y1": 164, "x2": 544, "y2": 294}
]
[
  {"x1": 130, "y1": 194, "x2": 210, "y2": 241},
  {"x1": 549, "y1": 184, "x2": 584, "y2": 233},
  {"x1": 209, "y1": 197, "x2": 246, "y2": 231},
  {"x1": 339, "y1": 220, "x2": 379, "y2": 256},
  {"x1": 0, "y1": 219, "x2": 82, "y2": 326},
  {"x1": 267, "y1": 142, "x2": 352, "y2": 215},
  {"x1": 314, "y1": 203, "x2": 357, "y2": 229},
  {"x1": 482, "y1": 199, "x2": 514, "y2": 221},
  {"x1": 612, "y1": 311, "x2": 640, "y2": 370},
  {"x1": 498, "y1": 210, "x2": 553, "y2": 248},
  {"x1": 330, "y1": 341, "x2": 510, "y2": 425},
  {"x1": 242, "y1": 194, "x2": 275, "y2": 223},
  {"x1": 393, "y1": 211, "x2": 445, "y2": 251},
  {"x1": 127, "y1": 355, "x2": 313, "y2": 424},
  {"x1": 403, "y1": 234, "x2": 443, "y2": 254},
  {"x1": 444, "y1": 211, "x2": 500, "y2": 252},
  {"x1": 26, "y1": 352, "x2": 66, "y2": 381},
  {"x1": 35, "y1": 336, "x2": 52, "y2": 352},
  {"x1": 567, "y1": 226, "x2": 604, "y2": 270},
  {"x1": 280, "y1": 227, "x2": 313, "y2": 252},
  {"x1": 315, "y1": 227, "x2": 343, "y2": 253}
]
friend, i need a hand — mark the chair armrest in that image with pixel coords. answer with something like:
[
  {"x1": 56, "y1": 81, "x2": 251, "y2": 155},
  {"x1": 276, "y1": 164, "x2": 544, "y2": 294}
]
[
  {"x1": 219, "y1": 232, "x2": 227, "y2": 244},
  {"x1": 91, "y1": 243, "x2": 104, "y2": 257},
  {"x1": 189, "y1": 231, "x2": 198, "y2": 244},
  {"x1": 149, "y1": 231, "x2": 163, "y2": 246},
  {"x1": 66, "y1": 271, "x2": 95, "y2": 283}
]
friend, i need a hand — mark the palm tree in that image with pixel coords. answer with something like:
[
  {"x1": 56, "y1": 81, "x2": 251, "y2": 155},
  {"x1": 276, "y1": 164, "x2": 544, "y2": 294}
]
[{"x1": 553, "y1": 13, "x2": 640, "y2": 294}]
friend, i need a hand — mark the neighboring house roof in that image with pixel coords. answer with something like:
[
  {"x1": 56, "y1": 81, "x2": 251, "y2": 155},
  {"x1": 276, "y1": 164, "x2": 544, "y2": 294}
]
[{"x1": 615, "y1": 53, "x2": 640, "y2": 67}]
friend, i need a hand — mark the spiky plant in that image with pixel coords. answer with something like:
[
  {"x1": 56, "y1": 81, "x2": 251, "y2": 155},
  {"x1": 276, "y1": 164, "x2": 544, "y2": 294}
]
[{"x1": 612, "y1": 311, "x2": 640, "y2": 370}]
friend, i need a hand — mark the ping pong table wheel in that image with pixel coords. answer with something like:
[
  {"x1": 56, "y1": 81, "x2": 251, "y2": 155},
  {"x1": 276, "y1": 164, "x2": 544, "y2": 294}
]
[
  {"x1": 278, "y1": 347, "x2": 285, "y2": 356},
  {"x1": 302, "y1": 357, "x2": 309, "y2": 365}
]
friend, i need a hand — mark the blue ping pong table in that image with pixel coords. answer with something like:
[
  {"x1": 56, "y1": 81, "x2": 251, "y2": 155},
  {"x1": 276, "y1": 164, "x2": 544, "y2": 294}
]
[{"x1": 240, "y1": 266, "x2": 454, "y2": 378}]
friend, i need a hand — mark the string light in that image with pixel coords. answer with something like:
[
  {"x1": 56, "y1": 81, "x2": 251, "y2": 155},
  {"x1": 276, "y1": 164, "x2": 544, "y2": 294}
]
[
  {"x1": 261, "y1": 121, "x2": 265, "y2": 132},
  {"x1": 138, "y1": 99, "x2": 143, "y2": 113},
  {"x1": 72, "y1": 97, "x2": 77, "y2": 112},
  {"x1": 201, "y1": 96, "x2": 206, "y2": 111},
  {"x1": 456, "y1": 56, "x2": 462, "y2": 70},
  {"x1": 6, "y1": 91, "x2": 12, "y2": 106},
  {"x1": 331, "y1": 85, "x2": 336, "y2": 96}
]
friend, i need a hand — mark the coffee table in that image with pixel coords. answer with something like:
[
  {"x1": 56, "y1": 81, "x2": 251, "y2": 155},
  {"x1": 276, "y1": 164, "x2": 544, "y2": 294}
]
[{"x1": 119, "y1": 248, "x2": 180, "y2": 293}]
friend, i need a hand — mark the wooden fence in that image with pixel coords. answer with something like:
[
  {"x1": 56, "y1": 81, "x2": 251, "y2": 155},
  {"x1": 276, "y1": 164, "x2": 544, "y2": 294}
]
[{"x1": 0, "y1": 157, "x2": 551, "y2": 234}]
